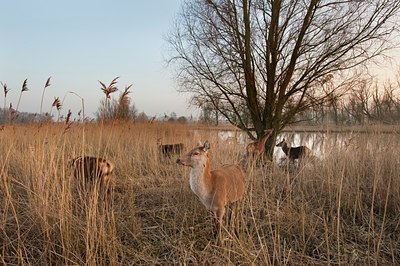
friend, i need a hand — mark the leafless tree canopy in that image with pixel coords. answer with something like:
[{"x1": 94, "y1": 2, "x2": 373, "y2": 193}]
[{"x1": 167, "y1": 0, "x2": 400, "y2": 156}]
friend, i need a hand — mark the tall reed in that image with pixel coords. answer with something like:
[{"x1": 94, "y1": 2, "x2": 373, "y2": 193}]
[
  {"x1": 15, "y1": 79, "x2": 28, "y2": 113},
  {"x1": 40, "y1": 76, "x2": 52, "y2": 115},
  {"x1": 0, "y1": 123, "x2": 399, "y2": 264}
]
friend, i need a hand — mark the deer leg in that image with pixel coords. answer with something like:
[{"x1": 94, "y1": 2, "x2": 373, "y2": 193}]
[{"x1": 213, "y1": 207, "x2": 225, "y2": 243}]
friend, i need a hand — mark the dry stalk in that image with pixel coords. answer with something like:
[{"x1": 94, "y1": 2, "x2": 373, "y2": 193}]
[
  {"x1": 2, "y1": 81, "x2": 10, "y2": 116},
  {"x1": 15, "y1": 79, "x2": 28, "y2": 113},
  {"x1": 40, "y1": 76, "x2": 52, "y2": 115}
]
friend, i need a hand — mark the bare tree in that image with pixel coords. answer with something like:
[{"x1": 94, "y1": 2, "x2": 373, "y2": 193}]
[
  {"x1": 343, "y1": 79, "x2": 373, "y2": 124},
  {"x1": 370, "y1": 81, "x2": 400, "y2": 123},
  {"x1": 342, "y1": 76, "x2": 400, "y2": 124},
  {"x1": 167, "y1": 0, "x2": 400, "y2": 157}
]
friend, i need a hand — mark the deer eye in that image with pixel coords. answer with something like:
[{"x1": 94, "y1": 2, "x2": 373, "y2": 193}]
[{"x1": 192, "y1": 151, "x2": 200, "y2": 156}]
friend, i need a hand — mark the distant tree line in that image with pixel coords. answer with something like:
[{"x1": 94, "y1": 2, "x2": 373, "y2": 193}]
[
  {"x1": 0, "y1": 109, "x2": 50, "y2": 124},
  {"x1": 198, "y1": 74, "x2": 400, "y2": 126},
  {"x1": 294, "y1": 74, "x2": 400, "y2": 125}
]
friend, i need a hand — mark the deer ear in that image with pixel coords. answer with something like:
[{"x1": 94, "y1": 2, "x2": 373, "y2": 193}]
[
  {"x1": 197, "y1": 140, "x2": 203, "y2": 147},
  {"x1": 203, "y1": 140, "x2": 210, "y2": 151}
]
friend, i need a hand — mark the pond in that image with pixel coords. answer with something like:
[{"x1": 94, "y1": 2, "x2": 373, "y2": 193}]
[{"x1": 216, "y1": 129, "x2": 357, "y2": 161}]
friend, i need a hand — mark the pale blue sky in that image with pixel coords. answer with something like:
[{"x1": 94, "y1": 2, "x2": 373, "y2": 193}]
[
  {"x1": 2, "y1": 1, "x2": 399, "y2": 121},
  {"x1": 0, "y1": 0, "x2": 193, "y2": 119}
]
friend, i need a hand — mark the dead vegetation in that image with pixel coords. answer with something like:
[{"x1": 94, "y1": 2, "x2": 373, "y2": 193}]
[{"x1": 0, "y1": 122, "x2": 399, "y2": 265}]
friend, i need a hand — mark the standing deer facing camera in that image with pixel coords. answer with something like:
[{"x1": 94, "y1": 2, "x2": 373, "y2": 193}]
[
  {"x1": 276, "y1": 138, "x2": 311, "y2": 162},
  {"x1": 176, "y1": 140, "x2": 246, "y2": 241},
  {"x1": 69, "y1": 156, "x2": 115, "y2": 195}
]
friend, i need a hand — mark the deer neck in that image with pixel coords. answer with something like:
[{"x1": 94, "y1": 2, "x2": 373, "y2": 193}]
[
  {"x1": 260, "y1": 134, "x2": 269, "y2": 147},
  {"x1": 281, "y1": 143, "x2": 290, "y2": 155},
  {"x1": 189, "y1": 157, "x2": 213, "y2": 203},
  {"x1": 257, "y1": 131, "x2": 272, "y2": 150}
]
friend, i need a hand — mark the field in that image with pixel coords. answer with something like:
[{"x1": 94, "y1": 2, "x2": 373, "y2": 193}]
[{"x1": 0, "y1": 122, "x2": 399, "y2": 265}]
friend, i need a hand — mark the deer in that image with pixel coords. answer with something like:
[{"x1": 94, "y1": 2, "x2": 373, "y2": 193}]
[
  {"x1": 276, "y1": 138, "x2": 311, "y2": 163},
  {"x1": 176, "y1": 140, "x2": 246, "y2": 242},
  {"x1": 69, "y1": 156, "x2": 115, "y2": 196},
  {"x1": 157, "y1": 138, "x2": 184, "y2": 158},
  {"x1": 246, "y1": 128, "x2": 275, "y2": 159}
]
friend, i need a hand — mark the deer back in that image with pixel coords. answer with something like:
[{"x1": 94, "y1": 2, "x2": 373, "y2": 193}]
[
  {"x1": 159, "y1": 143, "x2": 184, "y2": 157},
  {"x1": 70, "y1": 156, "x2": 114, "y2": 185},
  {"x1": 287, "y1": 146, "x2": 311, "y2": 160},
  {"x1": 246, "y1": 128, "x2": 274, "y2": 157},
  {"x1": 211, "y1": 164, "x2": 245, "y2": 204}
]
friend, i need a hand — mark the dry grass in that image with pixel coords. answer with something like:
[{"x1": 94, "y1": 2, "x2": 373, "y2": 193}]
[{"x1": 0, "y1": 122, "x2": 399, "y2": 265}]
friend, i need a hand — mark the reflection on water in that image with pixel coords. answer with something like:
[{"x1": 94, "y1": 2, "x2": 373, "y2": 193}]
[
  {"x1": 217, "y1": 130, "x2": 248, "y2": 145},
  {"x1": 274, "y1": 131, "x2": 350, "y2": 160},
  {"x1": 216, "y1": 130, "x2": 356, "y2": 161}
]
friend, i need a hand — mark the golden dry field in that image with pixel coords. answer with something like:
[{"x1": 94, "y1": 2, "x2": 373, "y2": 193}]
[{"x1": 0, "y1": 122, "x2": 399, "y2": 265}]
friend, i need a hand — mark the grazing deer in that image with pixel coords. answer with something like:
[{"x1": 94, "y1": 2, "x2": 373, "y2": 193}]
[
  {"x1": 276, "y1": 138, "x2": 311, "y2": 163},
  {"x1": 176, "y1": 140, "x2": 246, "y2": 241},
  {"x1": 157, "y1": 138, "x2": 184, "y2": 158},
  {"x1": 69, "y1": 156, "x2": 115, "y2": 194},
  {"x1": 246, "y1": 128, "x2": 275, "y2": 159}
]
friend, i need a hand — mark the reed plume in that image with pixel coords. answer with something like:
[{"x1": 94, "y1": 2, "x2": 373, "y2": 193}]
[
  {"x1": 40, "y1": 76, "x2": 52, "y2": 115},
  {"x1": 99, "y1": 77, "x2": 119, "y2": 120},
  {"x1": 52, "y1": 97, "x2": 62, "y2": 121},
  {"x1": 63, "y1": 109, "x2": 72, "y2": 133},
  {"x1": 65, "y1": 109, "x2": 72, "y2": 124},
  {"x1": 115, "y1": 84, "x2": 134, "y2": 120},
  {"x1": 119, "y1": 84, "x2": 132, "y2": 105},
  {"x1": 1, "y1": 82, "x2": 10, "y2": 117},
  {"x1": 16, "y1": 79, "x2": 28, "y2": 113},
  {"x1": 99, "y1": 77, "x2": 119, "y2": 99}
]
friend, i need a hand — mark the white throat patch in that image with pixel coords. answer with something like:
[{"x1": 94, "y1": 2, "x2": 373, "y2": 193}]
[{"x1": 188, "y1": 156, "x2": 211, "y2": 208}]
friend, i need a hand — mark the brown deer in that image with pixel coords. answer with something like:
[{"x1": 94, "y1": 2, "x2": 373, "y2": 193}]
[
  {"x1": 69, "y1": 156, "x2": 115, "y2": 194},
  {"x1": 246, "y1": 128, "x2": 275, "y2": 159},
  {"x1": 157, "y1": 138, "x2": 184, "y2": 158},
  {"x1": 276, "y1": 138, "x2": 311, "y2": 162},
  {"x1": 176, "y1": 140, "x2": 246, "y2": 241}
]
